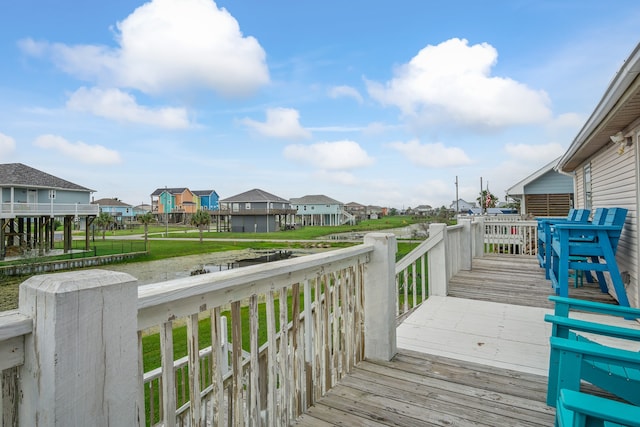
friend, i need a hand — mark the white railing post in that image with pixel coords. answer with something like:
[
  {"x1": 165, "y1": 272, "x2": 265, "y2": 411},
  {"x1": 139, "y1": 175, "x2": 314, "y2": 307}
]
[
  {"x1": 460, "y1": 218, "x2": 472, "y2": 271},
  {"x1": 18, "y1": 269, "x2": 140, "y2": 426},
  {"x1": 428, "y1": 223, "x2": 448, "y2": 296},
  {"x1": 473, "y1": 217, "x2": 485, "y2": 257},
  {"x1": 363, "y1": 233, "x2": 397, "y2": 361}
]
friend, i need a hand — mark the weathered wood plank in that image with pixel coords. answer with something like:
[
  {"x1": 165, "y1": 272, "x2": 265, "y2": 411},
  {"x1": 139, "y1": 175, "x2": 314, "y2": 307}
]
[{"x1": 294, "y1": 350, "x2": 555, "y2": 427}]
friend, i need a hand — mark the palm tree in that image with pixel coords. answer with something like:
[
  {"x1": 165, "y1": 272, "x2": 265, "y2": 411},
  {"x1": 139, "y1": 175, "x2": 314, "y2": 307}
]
[
  {"x1": 94, "y1": 211, "x2": 113, "y2": 240},
  {"x1": 137, "y1": 212, "x2": 155, "y2": 251},
  {"x1": 190, "y1": 209, "x2": 211, "y2": 243}
]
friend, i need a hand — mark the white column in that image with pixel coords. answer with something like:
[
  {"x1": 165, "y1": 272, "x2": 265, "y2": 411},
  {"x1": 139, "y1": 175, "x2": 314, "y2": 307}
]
[
  {"x1": 428, "y1": 223, "x2": 448, "y2": 296},
  {"x1": 363, "y1": 233, "x2": 397, "y2": 361},
  {"x1": 18, "y1": 269, "x2": 140, "y2": 426}
]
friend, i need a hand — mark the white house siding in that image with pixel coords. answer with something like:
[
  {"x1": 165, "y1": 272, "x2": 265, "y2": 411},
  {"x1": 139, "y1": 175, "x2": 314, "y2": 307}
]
[{"x1": 581, "y1": 141, "x2": 638, "y2": 306}]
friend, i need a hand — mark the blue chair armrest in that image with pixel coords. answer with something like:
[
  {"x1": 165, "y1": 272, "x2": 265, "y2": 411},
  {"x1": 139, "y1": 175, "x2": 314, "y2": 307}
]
[
  {"x1": 549, "y1": 296, "x2": 640, "y2": 320},
  {"x1": 545, "y1": 314, "x2": 640, "y2": 342},
  {"x1": 551, "y1": 336, "x2": 640, "y2": 371},
  {"x1": 558, "y1": 389, "x2": 640, "y2": 427}
]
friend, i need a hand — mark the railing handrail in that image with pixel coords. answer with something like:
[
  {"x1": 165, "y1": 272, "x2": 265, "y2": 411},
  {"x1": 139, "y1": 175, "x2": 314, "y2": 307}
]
[
  {"x1": 395, "y1": 227, "x2": 443, "y2": 273},
  {"x1": 137, "y1": 243, "x2": 374, "y2": 330}
]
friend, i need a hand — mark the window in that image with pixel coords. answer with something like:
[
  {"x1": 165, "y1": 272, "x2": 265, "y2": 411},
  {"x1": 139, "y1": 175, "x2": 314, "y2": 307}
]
[
  {"x1": 48, "y1": 189, "x2": 56, "y2": 199},
  {"x1": 583, "y1": 163, "x2": 592, "y2": 209},
  {"x1": 233, "y1": 203, "x2": 239, "y2": 212},
  {"x1": 245, "y1": 203, "x2": 251, "y2": 209}
]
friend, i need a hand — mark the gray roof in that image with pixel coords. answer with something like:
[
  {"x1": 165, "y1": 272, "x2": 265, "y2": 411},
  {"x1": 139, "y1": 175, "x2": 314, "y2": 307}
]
[
  {"x1": 192, "y1": 190, "x2": 217, "y2": 196},
  {"x1": 0, "y1": 163, "x2": 94, "y2": 192},
  {"x1": 290, "y1": 195, "x2": 343, "y2": 205},
  {"x1": 150, "y1": 187, "x2": 189, "y2": 196},
  {"x1": 220, "y1": 188, "x2": 290, "y2": 203},
  {"x1": 91, "y1": 198, "x2": 132, "y2": 207}
]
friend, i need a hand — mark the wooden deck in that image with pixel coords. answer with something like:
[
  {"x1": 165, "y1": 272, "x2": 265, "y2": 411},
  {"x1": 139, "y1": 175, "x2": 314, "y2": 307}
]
[
  {"x1": 448, "y1": 254, "x2": 617, "y2": 308},
  {"x1": 294, "y1": 255, "x2": 618, "y2": 426}
]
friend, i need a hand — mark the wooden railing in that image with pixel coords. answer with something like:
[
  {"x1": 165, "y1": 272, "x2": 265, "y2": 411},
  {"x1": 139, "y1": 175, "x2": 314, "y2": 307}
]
[
  {"x1": 484, "y1": 218, "x2": 538, "y2": 255},
  {"x1": 0, "y1": 202, "x2": 99, "y2": 217},
  {"x1": 0, "y1": 217, "x2": 537, "y2": 426}
]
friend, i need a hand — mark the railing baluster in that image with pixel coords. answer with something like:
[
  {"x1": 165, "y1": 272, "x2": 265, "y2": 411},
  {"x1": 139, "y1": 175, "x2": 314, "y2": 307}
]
[
  {"x1": 160, "y1": 321, "x2": 177, "y2": 427},
  {"x1": 230, "y1": 301, "x2": 244, "y2": 425},
  {"x1": 186, "y1": 313, "x2": 201, "y2": 427},
  {"x1": 249, "y1": 295, "x2": 260, "y2": 426},
  {"x1": 266, "y1": 291, "x2": 278, "y2": 426}
]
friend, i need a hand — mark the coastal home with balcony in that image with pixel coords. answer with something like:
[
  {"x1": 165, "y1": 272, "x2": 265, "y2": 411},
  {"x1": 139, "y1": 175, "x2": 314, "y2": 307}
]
[
  {"x1": 193, "y1": 189, "x2": 220, "y2": 211},
  {"x1": 506, "y1": 157, "x2": 574, "y2": 217},
  {"x1": 0, "y1": 163, "x2": 99, "y2": 259},
  {"x1": 151, "y1": 187, "x2": 197, "y2": 223},
  {"x1": 91, "y1": 198, "x2": 134, "y2": 227},
  {"x1": 219, "y1": 188, "x2": 295, "y2": 232},
  {"x1": 555, "y1": 43, "x2": 640, "y2": 308},
  {"x1": 290, "y1": 194, "x2": 353, "y2": 226}
]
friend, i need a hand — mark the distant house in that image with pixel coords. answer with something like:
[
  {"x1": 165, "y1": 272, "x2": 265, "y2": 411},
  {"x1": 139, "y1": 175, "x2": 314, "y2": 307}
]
[
  {"x1": 367, "y1": 205, "x2": 385, "y2": 219},
  {"x1": 345, "y1": 202, "x2": 367, "y2": 221},
  {"x1": 505, "y1": 157, "x2": 574, "y2": 217},
  {"x1": 413, "y1": 205, "x2": 433, "y2": 216},
  {"x1": 290, "y1": 195, "x2": 350, "y2": 226},
  {"x1": 0, "y1": 163, "x2": 99, "y2": 258},
  {"x1": 219, "y1": 188, "x2": 296, "y2": 233},
  {"x1": 151, "y1": 187, "x2": 197, "y2": 223},
  {"x1": 193, "y1": 190, "x2": 220, "y2": 211},
  {"x1": 92, "y1": 198, "x2": 134, "y2": 226},
  {"x1": 133, "y1": 204, "x2": 152, "y2": 215},
  {"x1": 450, "y1": 199, "x2": 476, "y2": 212}
]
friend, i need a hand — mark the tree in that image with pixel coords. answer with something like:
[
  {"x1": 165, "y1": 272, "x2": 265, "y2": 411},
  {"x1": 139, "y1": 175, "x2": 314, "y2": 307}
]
[
  {"x1": 477, "y1": 190, "x2": 497, "y2": 210},
  {"x1": 137, "y1": 212, "x2": 155, "y2": 251},
  {"x1": 190, "y1": 209, "x2": 211, "y2": 243},
  {"x1": 94, "y1": 211, "x2": 113, "y2": 240}
]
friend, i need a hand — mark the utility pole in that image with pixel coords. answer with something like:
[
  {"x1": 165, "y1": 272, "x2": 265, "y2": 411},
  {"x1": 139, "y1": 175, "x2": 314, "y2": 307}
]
[{"x1": 455, "y1": 176, "x2": 459, "y2": 214}]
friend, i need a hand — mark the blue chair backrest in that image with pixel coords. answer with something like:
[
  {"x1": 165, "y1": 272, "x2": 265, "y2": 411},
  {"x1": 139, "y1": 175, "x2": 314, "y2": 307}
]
[
  {"x1": 573, "y1": 209, "x2": 590, "y2": 222},
  {"x1": 567, "y1": 208, "x2": 577, "y2": 221},
  {"x1": 604, "y1": 207, "x2": 628, "y2": 251},
  {"x1": 603, "y1": 207, "x2": 628, "y2": 227},
  {"x1": 591, "y1": 208, "x2": 608, "y2": 225}
]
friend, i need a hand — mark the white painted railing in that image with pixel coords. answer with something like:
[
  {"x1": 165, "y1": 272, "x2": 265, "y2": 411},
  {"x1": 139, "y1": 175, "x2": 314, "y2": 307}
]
[
  {"x1": 0, "y1": 233, "x2": 397, "y2": 426},
  {"x1": 1, "y1": 218, "x2": 537, "y2": 426},
  {"x1": 394, "y1": 218, "x2": 485, "y2": 316},
  {"x1": 0, "y1": 202, "x2": 99, "y2": 217},
  {"x1": 484, "y1": 218, "x2": 538, "y2": 255}
]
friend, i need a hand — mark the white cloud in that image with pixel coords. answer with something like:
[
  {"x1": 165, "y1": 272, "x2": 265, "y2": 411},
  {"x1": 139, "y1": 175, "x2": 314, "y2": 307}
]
[
  {"x1": 241, "y1": 108, "x2": 311, "y2": 140},
  {"x1": 283, "y1": 140, "x2": 374, "y2": 170},
  {"x1": 0, "y1": 132, "x2": 16, "y2": 155},
  {"x1": 388, "y1": 140, "x2": 472, "y2": 168},
  {"x1": 328, "y1": 85, "x2": 363, "y2": 103},
  {"x1": 67, "y1": 87, "x2": 190, "y2": 129},
  {"x1": 504, "y1": 142, "x2": 565, "y2": 163},
  {"x1": 313, "y1": 170, "x2": 359, "y2": 186},
  {"x1": 22, "y1": 0, "x2": 269, "y2": 97},
  {"x1": 367, "y1": 38, "x2": 552, "y2": 129},
  {"x1": 34, "y1": 134, "x2": 122, "y2": 164}
]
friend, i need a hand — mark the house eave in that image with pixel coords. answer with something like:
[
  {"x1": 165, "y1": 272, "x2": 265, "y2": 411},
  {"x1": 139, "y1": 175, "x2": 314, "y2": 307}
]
[{"x1": 557, "y1": 43, "x2": 640, "y2": 173}]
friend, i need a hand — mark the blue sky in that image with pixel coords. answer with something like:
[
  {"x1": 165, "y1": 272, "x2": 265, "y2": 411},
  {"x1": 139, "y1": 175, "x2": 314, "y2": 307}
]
[{"x1": 1, "y1": 1, "x2": 639, "y2": 209}]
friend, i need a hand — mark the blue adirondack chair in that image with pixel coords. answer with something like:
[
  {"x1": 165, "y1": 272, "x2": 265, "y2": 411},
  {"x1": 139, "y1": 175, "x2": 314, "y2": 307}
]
[
  {"x1": 537, "y1": 209, "x2": 591, "y2": 279},
  {"x1": 549, "y1": 207, "x2": 629, "y2": 307},
  {"x1": 556, "y1": 389, "x2": 640, "y2": 427},
  {"x1": 545, "y1": 296, "x2": 640, "y2": 408}
]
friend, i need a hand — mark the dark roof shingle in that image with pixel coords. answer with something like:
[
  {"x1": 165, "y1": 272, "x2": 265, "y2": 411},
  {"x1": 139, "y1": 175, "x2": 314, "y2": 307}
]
[{"x1": 0, "y1": 163, "x2": 94, "y2": 192}]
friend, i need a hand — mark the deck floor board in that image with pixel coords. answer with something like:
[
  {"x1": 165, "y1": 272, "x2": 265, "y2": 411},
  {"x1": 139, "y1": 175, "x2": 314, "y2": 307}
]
[{"x1": 294, "y1": 254, "x2": 618, "y2": 426}]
